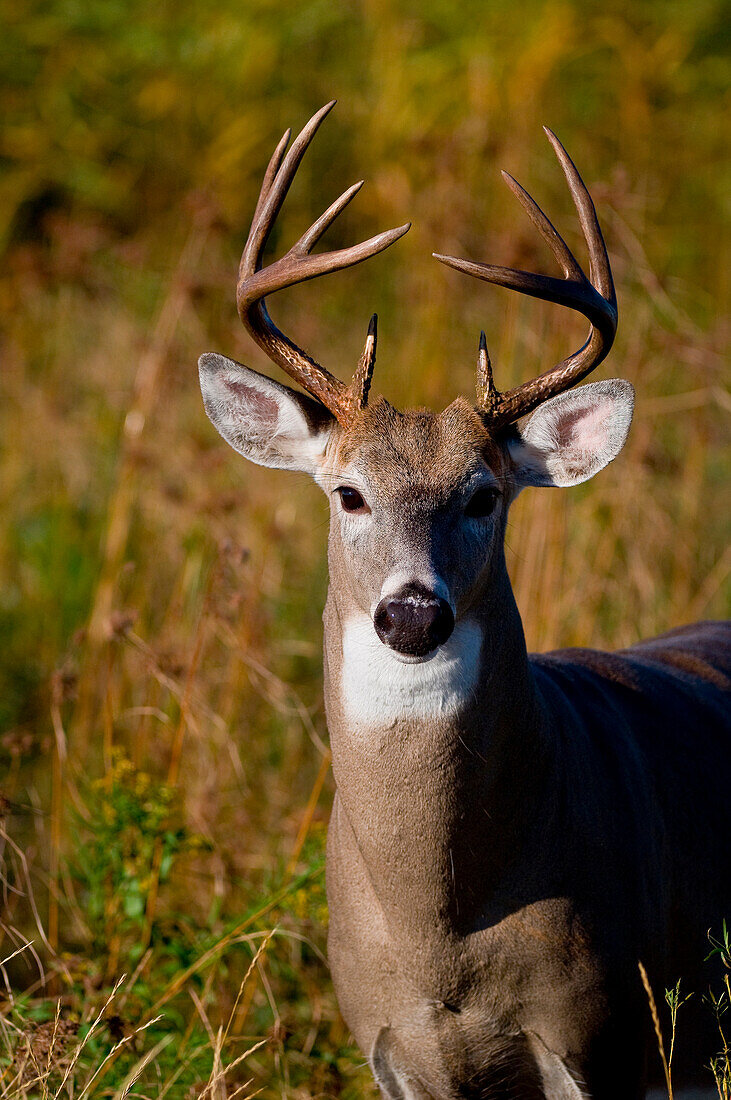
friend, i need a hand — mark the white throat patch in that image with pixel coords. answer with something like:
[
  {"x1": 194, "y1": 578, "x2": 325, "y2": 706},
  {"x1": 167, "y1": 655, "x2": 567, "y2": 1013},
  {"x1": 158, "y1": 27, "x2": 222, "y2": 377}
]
[{"x1": 339, "y1": 614, "x2": 483, "y2": 727}]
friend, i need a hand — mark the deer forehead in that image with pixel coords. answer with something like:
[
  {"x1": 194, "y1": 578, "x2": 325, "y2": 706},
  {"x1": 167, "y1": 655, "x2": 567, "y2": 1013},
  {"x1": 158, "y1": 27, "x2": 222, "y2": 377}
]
[{"x1": 328, "y1": 397, "x2": 508, "y2": 499}]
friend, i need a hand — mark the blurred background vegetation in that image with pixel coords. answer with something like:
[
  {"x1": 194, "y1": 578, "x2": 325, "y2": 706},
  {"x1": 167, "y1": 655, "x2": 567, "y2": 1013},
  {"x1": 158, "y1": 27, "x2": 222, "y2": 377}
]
[{"x1": 0, "y1": 0, "x2": 729, "y2": 1094}]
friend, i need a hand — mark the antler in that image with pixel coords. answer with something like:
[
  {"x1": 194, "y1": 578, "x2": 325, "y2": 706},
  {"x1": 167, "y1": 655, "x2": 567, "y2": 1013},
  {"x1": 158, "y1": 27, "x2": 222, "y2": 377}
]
[
  {"x1": 236, "y1": 101, "x2": 410, "y2": 428},
  {"x1": 434, "y1": 128, "x2": 618, "y2": 426}
]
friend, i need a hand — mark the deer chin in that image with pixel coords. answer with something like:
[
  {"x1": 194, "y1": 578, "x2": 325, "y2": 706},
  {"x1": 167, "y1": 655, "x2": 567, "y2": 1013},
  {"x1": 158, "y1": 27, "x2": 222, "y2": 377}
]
[
  {"x1": 339, "y1": 613, "x2": 483, "y2": 726},
  {"x1": 387, "y1": 648, "x2": 440, "y2": 665}
]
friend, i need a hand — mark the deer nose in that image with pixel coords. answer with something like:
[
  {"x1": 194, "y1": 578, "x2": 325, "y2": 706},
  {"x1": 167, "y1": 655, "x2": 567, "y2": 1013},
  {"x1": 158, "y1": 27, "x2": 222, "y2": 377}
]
[{"x1": 374, "y1": 585, "x2": 455, "y2": 657}]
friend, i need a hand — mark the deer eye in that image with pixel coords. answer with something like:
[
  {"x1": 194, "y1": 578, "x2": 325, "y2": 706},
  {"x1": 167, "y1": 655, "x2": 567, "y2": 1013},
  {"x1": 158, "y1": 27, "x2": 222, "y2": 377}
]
[
  {"x1": 465, "y1": 486, "x2": 499, "y2": 519},
  {"x1": 336, "y1": 486, "x2": 369, "y2": 514}
]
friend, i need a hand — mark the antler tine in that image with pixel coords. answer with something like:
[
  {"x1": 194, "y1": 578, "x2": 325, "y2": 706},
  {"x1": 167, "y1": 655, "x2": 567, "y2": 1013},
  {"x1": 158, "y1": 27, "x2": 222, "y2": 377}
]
[
  {"x1": 476, "y1": 330, "x2": 499, "y2": 413},
  {"x1": 297, "y1": 180, "x2": 365, "y2": 255},
  {"x1": 250, "y1": 126, "x2": 291, "y2": 230},
  {"x1": 236, "y1": 102, "x2": 410, "y2": 428},
  {"x1": 543, "y1": 127, "x2": 616, "y2": 305},
  {"x1": 352, "y1": 314, "x2": 378, "y2": 410},
  {"x1": 499, "y1": 170, "x2": 584, "y2": 282},
  {"x1": 241, "y1": 201, "x2": 410, "y2": 298},
  {"x1": 434, "y1": 252, "x2": 606, "y2": 325},
  {"x1": 240, "y1": 101, "x2": 336, "y2": 282},
  {"x1": 434, "y1": 130, "x2": 618, "y2": 426}
]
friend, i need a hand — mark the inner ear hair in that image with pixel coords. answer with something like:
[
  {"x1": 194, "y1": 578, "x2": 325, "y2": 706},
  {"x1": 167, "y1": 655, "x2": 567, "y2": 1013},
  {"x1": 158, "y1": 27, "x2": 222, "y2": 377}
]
[
  {"x1": 508, "y1": 378, "x2": 634, "y2": 490},
  {"x1": 198, "y1": 353, "x2": 335, "y2": 474}
]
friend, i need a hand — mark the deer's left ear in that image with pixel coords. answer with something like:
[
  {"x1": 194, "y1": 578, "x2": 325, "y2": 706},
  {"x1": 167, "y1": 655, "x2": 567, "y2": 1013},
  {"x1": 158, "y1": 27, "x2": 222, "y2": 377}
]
[{"x1": 508, "y1": 379, "x2": 634, "y2": 491}]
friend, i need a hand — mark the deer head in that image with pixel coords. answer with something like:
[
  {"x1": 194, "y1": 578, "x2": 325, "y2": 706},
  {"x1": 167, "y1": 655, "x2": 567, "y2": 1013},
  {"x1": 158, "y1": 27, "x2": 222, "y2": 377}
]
[{"x1": 199, "y1": 103, "x2": 633, "y2": 662}]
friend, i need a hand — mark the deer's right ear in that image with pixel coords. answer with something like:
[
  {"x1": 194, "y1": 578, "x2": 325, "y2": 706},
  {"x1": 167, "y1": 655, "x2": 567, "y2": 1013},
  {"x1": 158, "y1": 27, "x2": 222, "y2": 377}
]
[{"x1": 199, "y1": 353, "x2": 335, "y2": 475}]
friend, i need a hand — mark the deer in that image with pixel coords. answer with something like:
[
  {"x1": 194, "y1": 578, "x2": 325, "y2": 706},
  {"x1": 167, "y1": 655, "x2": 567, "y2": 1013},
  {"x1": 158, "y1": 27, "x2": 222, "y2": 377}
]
[{"x1": 197, "y1": 102, "x2": 731, "y2": 1099}]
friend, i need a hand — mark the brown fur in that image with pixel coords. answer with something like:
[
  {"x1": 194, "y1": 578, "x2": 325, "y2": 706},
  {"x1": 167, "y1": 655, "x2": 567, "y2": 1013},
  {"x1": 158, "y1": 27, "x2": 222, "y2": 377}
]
[
  {"x1": 332, "y1": 397, "x2": 507, "y2": 495},
  {"x1": 198, "y1": 355, "x2": 729, "y2": 1098},
  {"x1": 319, "y1": 406, "x2": 730, "y2": 1100}
]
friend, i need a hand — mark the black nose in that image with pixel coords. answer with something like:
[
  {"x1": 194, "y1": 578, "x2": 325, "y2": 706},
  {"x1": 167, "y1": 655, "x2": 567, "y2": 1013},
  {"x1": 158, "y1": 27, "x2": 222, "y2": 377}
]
[{"x1": 374, "y1": 584, "x2": 455, "y2": 657}]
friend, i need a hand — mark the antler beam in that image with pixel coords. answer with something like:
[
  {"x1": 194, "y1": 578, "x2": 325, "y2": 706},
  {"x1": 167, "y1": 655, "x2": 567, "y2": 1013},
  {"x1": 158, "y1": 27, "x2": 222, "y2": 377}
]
[
  {"x1": 434, "y1": 128, "x2": 618, "y2": 426},
  {"x1": 237, "y1": 101, "x2": 410, "y2": 428}
]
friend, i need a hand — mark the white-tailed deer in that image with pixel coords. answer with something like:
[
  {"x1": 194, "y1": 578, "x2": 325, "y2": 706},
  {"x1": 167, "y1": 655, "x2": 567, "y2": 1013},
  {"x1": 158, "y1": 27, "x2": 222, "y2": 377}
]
[{"x1": 198, "y1": 103, "x2": 731, "y2": 1098}]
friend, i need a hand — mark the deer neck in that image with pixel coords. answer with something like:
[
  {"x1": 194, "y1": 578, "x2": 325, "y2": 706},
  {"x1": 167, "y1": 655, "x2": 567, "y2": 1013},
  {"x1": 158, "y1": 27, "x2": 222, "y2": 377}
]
[{"x1": 322, "y1": 561, "x2": 546, "y2": 937}]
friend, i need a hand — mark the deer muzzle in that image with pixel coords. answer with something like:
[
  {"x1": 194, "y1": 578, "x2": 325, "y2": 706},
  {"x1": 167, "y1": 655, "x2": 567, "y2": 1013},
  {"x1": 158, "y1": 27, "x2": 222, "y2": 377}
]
[{"x1": 373, "y1": 583, "x2": 455, "y2": 658}]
